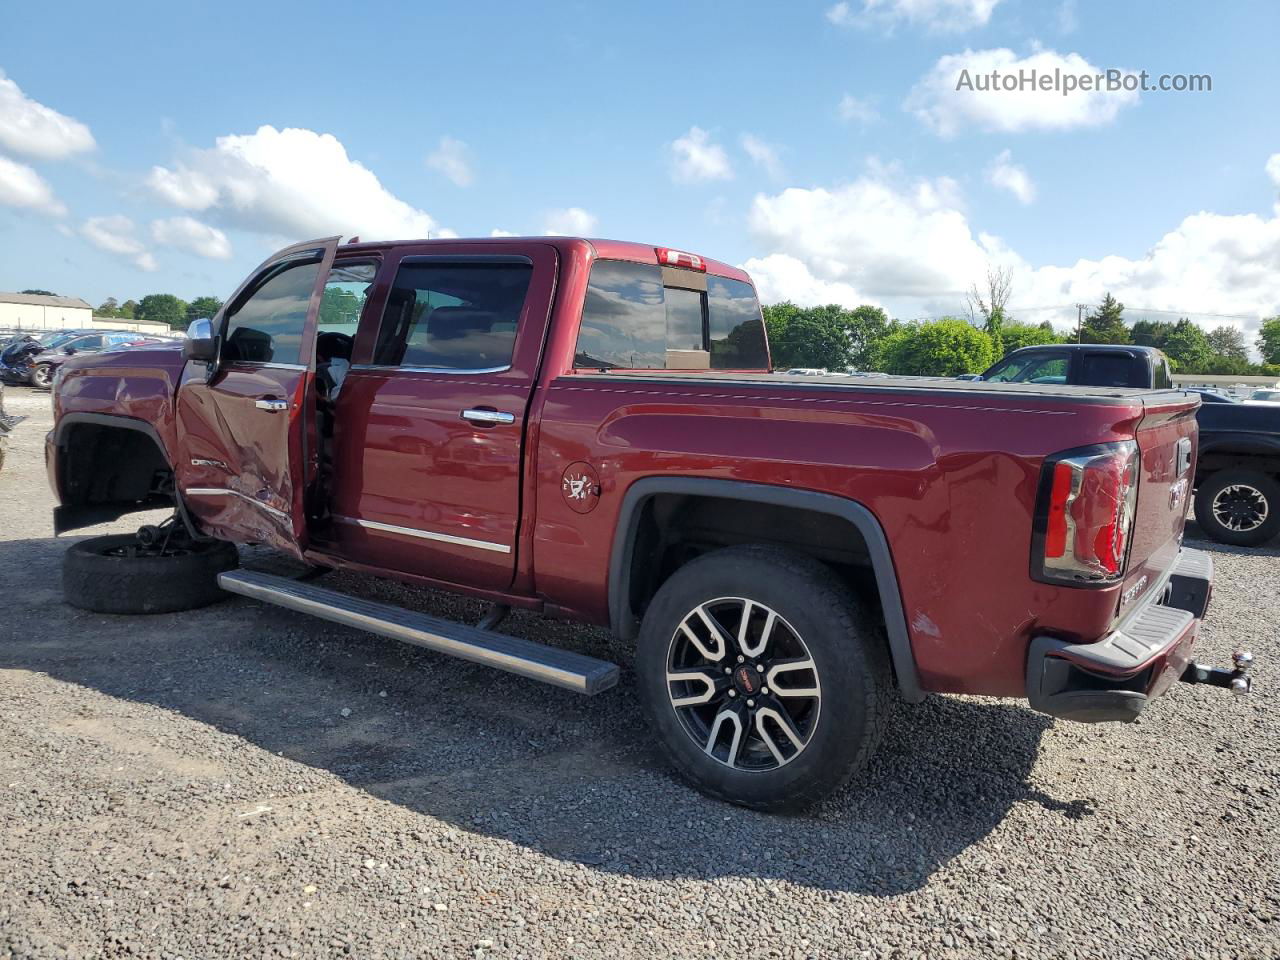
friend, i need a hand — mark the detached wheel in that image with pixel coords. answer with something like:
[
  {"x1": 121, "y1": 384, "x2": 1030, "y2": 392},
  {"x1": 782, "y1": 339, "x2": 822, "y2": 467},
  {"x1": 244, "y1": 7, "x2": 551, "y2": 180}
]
[
  {"x1": 63, "y1": 534, "x2": 239, "y2": 614},
  {"x1": 30, "y1": 363, "x2": 54, "y2": 389},
  {"x1": 1194, "y1": 470, "x2": 1280, "y2": 547},
  {"x1": 636, "y1": 545, "x2": 891, "y2": 812}
]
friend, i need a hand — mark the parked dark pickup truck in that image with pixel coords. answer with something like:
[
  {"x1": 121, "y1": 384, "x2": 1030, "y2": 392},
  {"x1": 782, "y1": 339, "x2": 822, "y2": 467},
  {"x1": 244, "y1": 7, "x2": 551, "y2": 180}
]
[
  {"x1": 975, "y1": 343, "x2": 1280, "y2": 546},
  {"x1": 46, "y1": 237, "x2": 1249, "y2": 809}
]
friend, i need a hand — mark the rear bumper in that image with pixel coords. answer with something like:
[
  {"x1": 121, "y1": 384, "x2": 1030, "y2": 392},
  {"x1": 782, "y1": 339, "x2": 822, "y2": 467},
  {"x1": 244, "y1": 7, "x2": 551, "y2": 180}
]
[{"x1": 1027, "y1": 547, "x2": 1212, "y2": 722}]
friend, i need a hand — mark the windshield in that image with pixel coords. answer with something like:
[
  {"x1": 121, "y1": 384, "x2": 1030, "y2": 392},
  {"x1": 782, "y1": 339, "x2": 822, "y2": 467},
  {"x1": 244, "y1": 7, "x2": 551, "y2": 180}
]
[{"x1": 1251, "y1": 390, "x2": 1280, "y2": 401}]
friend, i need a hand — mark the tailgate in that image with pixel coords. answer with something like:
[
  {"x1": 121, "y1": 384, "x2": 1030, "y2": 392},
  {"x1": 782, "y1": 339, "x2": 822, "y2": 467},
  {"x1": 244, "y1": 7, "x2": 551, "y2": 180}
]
[{"x1": 1117, "y1": 393, "x2": 1199, "y2": 619}]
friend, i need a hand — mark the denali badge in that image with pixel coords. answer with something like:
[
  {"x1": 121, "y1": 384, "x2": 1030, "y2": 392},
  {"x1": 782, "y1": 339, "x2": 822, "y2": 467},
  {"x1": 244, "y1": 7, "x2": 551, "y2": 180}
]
[{"x1": 1122, "y1": 575, "x2": 1149, "y2": 605}]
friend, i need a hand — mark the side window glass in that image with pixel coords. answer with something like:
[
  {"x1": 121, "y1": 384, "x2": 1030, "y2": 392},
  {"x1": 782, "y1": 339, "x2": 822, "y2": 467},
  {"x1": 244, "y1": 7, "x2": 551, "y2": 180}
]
[
  {"x1": 1079, "y1": 354, "x2": 1134, "y2": 387},
  {"x1": 223, "y1": 259, "x2": 323, "y2": 365},
  {"x1": 372, "y1": 259, "x2": 532, "y2": 370},
  {"x1": 984, "y1": 355, "x2": 1038, "y2": 382},
  {"x1": 1019, "y1": 357, "x2": 1069, "y2": 383},
  {"x1": 707, "y1": 276, "x2": 768, "y2": 369}
]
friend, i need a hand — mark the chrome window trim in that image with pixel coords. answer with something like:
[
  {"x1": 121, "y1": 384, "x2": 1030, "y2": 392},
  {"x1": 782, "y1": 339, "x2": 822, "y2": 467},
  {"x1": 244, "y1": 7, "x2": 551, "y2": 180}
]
[
  {"x1": 223, "y1": 361, "x2": 308, "y2": 371},
  {"x1": 183, "y1": 487, "x2": 290, "y2": 521},
  {"x1": 349, "y1": 363, "x2": 511, "y2": 376},
  {"x1": 334, "y1": 515, "x2": 511, "y2": 554}
]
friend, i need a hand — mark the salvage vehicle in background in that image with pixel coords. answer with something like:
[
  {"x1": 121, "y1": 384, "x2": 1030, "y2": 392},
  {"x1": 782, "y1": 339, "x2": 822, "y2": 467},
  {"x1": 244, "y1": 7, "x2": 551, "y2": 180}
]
[
  {"x1": 974, "y1": 343, "x2": 1280, "y2": 547},
  {"x1": 45, "y1": 236, "x2": 1250, "y2": 810}
]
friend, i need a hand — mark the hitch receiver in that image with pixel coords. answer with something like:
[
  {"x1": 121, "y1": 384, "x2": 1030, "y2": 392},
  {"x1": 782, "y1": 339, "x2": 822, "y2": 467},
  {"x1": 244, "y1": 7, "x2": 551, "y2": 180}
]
[{"x1": 1180, "y1": 650, "x2": 1253, "y2": 695}]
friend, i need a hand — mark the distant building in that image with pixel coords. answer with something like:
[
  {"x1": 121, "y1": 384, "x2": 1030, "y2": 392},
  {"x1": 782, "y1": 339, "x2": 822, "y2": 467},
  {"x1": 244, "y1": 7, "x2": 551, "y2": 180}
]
[
  {"x1": 0, "y1": 292, "x2": 93, "y2": 330},
  {"x1": 0, "y1": 293, "x2": 171, "y2": 335}
]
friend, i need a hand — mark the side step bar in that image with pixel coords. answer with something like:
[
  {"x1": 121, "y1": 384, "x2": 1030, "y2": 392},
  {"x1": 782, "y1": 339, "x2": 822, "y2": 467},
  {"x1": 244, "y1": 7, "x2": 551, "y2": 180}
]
[{"x1": 218, "y1": 570, "x2": 619, "y2": 696}]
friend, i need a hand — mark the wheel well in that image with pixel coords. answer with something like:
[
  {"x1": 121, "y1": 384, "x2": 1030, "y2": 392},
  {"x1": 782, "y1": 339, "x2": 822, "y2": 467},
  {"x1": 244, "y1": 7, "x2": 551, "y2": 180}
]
[
  {"x1": 56, "y1": 421, "x2": 174, "y2": 530},
  {"x1": 1195, "y1": 450, "x2": 1280, "y2": 487},
  {"x1": 610, "y1": 483, "x2": 922, "y2": 702},
  {"x1": 623, "y1": 494, "x2": 878, "y2": 628}
]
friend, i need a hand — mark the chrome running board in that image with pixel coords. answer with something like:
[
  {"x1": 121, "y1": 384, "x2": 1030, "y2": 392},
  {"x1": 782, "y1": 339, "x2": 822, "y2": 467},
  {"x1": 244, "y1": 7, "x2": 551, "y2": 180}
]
[{"x1": 218, "y1": 570, "x2": 619, "y2": 696}]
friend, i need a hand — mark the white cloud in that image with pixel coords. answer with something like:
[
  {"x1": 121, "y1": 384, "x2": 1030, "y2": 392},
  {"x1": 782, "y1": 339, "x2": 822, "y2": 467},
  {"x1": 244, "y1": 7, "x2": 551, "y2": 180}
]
[
  {"x1": 0, "y1": 154, "x2": 66, "y2": 215},
  {"x1": 148, "y1": 125, "x2": 443, "y2": 241},
  {"x1": 489, "y1": 228, "x2": 518, "y2": 237},
  {"x1": 741, "y1": 254, "x2": 875, "y2": 308},
  {"x1": 987, "y1": 149, "x2": 1036, "y2": 204},
  {"x1": 146, "y1": 164, "x2": 219, "y2": 210},
  {"x1": 426, "y1": 135, "x2": 473, "y2": 187},
  {"x1": 668, "y1": 126, "x2": 733, "y2": 183},
  {"x1": 80, "y1": 215, "x2": 157, "y2": 272},
  {"x1": 150, "y1": 215, "x2": 232, "y2": 260},
  {"x1": 1056, "y1": 0, "x2": 1078, "y2": 34},
  {"x1": 907, "y1": 47, "x2": 1140, "y2": 137},
  {"x1": 743, "y1": 157, "x2": 1280, "y2": 343},
  {"x1": 0, "y1": 69, "x2": 95, "y2": 160},
  {"x1": 838, "y1": 93, "x2": 880, "y2": 124},
  {"x1": 741, "y1": 134, "x2": 783, "y2": 179},
  {"x1": 543, "y1": 207, "x2": 597, "y2": 236},
  {"x1": 1266, "y1": 152, "x2": 1280, "y2": 190},
  {"x1": 827, "y1": 0, "x2": 1001, "y2": 31},
  {"x1": 749, "y1": 165, "x2": 990, "y2": 300}
]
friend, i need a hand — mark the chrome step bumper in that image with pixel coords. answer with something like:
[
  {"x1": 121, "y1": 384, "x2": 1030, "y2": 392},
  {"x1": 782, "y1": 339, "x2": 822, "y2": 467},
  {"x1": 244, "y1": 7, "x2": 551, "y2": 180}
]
[{"x1": 218, "y1": 570, "x2": 620, "y2": 696}]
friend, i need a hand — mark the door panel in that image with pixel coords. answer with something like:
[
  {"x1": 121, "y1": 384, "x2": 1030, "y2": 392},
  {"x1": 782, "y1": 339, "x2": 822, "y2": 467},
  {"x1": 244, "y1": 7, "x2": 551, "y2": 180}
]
[
  {"x1": 175, "y1": 237, "x2": 338, "y2": 556},
  {"x1": 324, "y1": 243, "x2": 557, "y2": 590}
]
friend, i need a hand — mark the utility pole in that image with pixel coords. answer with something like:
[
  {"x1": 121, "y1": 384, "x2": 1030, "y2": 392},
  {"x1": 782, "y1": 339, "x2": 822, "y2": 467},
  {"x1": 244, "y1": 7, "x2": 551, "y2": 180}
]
[{"x1": 1076, "y1": 303, "x2": 1088, "y2": 343}]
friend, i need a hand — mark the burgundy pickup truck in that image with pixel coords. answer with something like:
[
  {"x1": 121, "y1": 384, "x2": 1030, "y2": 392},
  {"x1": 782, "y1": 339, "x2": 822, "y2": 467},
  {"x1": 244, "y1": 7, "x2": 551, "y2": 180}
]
[{"x1": 47, "y1": 235, "x2": 1249, "y2": 810}]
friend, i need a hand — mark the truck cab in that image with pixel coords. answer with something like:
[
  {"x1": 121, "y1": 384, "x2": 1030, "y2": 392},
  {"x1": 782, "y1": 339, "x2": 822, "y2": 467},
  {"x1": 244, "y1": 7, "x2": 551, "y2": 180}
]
[{"x1": 978, "y1": 343, "x2": 1174, "y2": 389}]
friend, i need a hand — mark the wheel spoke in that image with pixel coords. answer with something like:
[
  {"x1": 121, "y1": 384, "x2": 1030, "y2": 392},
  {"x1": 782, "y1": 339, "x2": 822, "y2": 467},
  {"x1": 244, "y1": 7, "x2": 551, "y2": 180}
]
[
  {"x1": 705, "y1": 707, "x2": 744, "y2": 766},
  {"x1": 666, "y1": 667, "x2": 722, "y2": 708},
  {"x1": 738, "y1": 601, "x2": 777, "y2": 659},
  {"x1": 688, "y1": 604, "x2": 732, "y2": 661},
  {"x1": 754, "y1": 707, "x2": 805, "y2": 765},
  {"x1": 765, "y1": 657, "x2": 820, "y2": 698}
]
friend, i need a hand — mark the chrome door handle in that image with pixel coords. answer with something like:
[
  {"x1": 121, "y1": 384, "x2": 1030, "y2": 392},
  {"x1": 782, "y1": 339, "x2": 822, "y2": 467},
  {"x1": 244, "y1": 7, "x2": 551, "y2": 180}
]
[
  {"x1": 461, "y1": 408, "x2": 515, "y2": 425},
  {"x1": 255, "y1": 398, "x2": 289, "y2": 412}
]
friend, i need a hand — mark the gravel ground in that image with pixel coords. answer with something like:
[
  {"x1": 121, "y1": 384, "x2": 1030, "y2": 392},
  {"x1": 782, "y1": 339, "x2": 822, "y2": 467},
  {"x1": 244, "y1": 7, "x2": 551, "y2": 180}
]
[{"x1": 0, "y1": 385, "x2": 1277, "y2": 960}]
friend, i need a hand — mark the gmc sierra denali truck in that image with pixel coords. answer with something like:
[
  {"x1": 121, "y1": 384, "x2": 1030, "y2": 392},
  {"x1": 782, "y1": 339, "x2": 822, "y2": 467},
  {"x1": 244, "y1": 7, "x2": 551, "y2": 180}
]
[{"x1": 47, "y1": 236, "x2": 1249, "y2": 810}]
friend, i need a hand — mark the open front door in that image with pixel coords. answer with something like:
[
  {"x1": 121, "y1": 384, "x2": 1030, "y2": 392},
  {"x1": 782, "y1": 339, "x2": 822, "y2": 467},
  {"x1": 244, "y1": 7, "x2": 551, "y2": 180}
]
[{"x1": 174, "y1": 237, "x2": 339, "y2": 558}]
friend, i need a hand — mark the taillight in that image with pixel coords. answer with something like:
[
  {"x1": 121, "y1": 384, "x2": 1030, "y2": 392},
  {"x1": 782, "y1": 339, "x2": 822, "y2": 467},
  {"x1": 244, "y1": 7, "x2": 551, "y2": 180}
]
[
  {"x1": 654, "y1": 247, "x2": 707, "y2": 272},
  {"x1": 1033, "y1": 441, "x2": 1139, "y2": 586}
]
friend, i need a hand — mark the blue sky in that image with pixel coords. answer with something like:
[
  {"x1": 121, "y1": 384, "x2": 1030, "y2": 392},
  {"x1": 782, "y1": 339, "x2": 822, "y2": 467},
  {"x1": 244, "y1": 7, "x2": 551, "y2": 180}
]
[{"x1": 2, "y1": 0, "x2": 1279, "y2": 336}]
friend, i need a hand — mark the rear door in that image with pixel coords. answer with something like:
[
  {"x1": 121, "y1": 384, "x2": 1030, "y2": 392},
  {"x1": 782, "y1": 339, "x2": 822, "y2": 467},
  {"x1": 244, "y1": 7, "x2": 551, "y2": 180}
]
[
  {"x1": 322, "y1": 242, "x2": 557, "y2": 590},
  {"x1": 174, "y1": 237, "x2": 339, "y2": 557}
]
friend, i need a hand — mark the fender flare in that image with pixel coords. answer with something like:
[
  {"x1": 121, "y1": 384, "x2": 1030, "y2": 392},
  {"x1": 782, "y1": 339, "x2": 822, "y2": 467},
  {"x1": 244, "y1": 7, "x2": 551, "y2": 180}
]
[
  {"x1": 1198, "y1": 432, "x2": 1280, "y2": 458},
  {"x1": 52, "y1": 412, "x2": 204, "y2": 539},
  {"x1": 608, "y1": 476, "x2": 923, "y2": 702}
]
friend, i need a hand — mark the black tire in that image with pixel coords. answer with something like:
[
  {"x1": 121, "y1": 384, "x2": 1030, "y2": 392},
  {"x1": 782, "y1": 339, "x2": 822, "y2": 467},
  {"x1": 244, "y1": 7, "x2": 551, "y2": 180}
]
[
  {"x1": 30, "y1": 363, "x2": 54, "y2": 389},
  {"x1": 635, "y1": 544, "x2": 891, "y2": 812},
  {"x1": 1193, "y1": 470, "x2": 1280, "y2": 547},
  {"x1": 63, "y1": 534, "x2": 239, "y2": 614}
]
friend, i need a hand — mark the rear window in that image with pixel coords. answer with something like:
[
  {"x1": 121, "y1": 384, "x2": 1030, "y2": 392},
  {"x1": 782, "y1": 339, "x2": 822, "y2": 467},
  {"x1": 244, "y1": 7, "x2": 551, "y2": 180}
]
[
  {"x1": 574, "y1": 260, "x2": 768, "y2": 371},
  {"x1": 1079, "y1": 353, "x2": 1137, "y2": 387}
]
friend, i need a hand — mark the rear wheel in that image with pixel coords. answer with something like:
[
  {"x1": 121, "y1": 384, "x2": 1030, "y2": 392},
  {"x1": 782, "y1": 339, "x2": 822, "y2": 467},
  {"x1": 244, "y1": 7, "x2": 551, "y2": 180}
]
[
  {"x1": 1194, "y1": 470, "x2": 1280, "y2": 547},
  {"x1": 30, "y1": 363, "x2": 54, "y2": 389},
  {"x1": 63, "y1": 528, "x2": 239, "y2": 614},
  {"x1": 636, "y1": 545, "x2": 891, "y2": 811}
]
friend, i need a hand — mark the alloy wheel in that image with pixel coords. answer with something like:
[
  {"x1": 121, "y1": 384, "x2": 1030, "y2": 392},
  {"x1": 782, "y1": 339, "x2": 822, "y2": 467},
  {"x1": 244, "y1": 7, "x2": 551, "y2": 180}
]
[
  {"x1": 1211, "y1": 483, "x2": 1269, "y2": 532},
  {"x1": 665, "y1": 597, "x2": 821, "y2": 771}
]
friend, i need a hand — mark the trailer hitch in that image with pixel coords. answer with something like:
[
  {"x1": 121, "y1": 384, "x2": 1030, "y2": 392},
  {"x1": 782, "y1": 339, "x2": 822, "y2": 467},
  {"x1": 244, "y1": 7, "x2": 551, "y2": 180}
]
[{"x1": 1180, "y1": 650, "x2": 1253, "y2": 695}]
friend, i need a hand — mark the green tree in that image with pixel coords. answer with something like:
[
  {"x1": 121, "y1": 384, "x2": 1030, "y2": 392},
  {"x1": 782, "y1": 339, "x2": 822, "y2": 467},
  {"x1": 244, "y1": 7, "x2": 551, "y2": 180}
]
[
  {"x1": 96, "y1": 297, "x2": 120, "y2": 317},
  {"x1": 135, "y1": 293, "x2": 189, "y2": 330},
  {"x1": 1257, "y1": 316, "x2": 1280, "y2": 365},
  {"x1": 1206, "y1": 325, "x2": 1249, "y2": 362},
  {"x1": 875, "y1": 317, "x2": 995, "y2": 376},
  {"x1": 1130, "y1": 319, "x2": 1176, "y2": 347},
  {"x1": 318, "y1": 286, "x2": 363, "y2": 327},
  {"x1": 1160, "y1": 319, "x2": 1213, "y2": 372},
  {"x1": 186, "y1": 296, "x2": 224, "y2": 323},
  {"x1": 763, "y1": 302, "x2": 853, "y2": 370},
  {"x1": 998, "y1": 322, "x2": 1065, "y2": 356},
  {"x1": 1080, "y1": 293, "x2": 1130, "y2": 344},
  {"x1": 20, "y1": 288, "x2": 57, "y2": 296},
  {"x1": 842, "y1": 304, "x2": 891, "y2": 370},
  {"x1": 119, "y1": 299, "x2": 138, "y2": 319}
]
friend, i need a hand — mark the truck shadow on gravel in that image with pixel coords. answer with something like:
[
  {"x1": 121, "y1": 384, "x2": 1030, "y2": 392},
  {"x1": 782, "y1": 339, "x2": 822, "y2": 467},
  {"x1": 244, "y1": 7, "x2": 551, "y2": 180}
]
[{"x1": 3, "y1": 536, "x2": 1099, "y2": 896}]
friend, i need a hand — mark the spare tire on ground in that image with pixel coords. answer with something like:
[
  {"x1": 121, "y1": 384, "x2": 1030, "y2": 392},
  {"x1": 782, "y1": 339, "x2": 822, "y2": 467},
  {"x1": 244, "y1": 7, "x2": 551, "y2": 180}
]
[{"x1": 63, "y1": 534, "x2": 239, "y2": 614}]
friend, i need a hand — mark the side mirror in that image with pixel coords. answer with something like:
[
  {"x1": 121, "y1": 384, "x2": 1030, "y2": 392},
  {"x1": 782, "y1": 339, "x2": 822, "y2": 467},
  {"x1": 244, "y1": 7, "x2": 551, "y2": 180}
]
[
  {"x1": 63, "y1": 346, "x2": 76, "y2": 355},
  {"x1": 183, "y1": 318, "x2": 218, "y2": 363}
]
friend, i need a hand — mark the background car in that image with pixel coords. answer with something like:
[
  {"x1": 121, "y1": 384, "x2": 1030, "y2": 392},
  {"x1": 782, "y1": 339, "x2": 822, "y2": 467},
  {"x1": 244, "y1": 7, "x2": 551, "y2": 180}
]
[
  {"x1": 24, "y1": 332, "x2": 158, "y2": 388},
  {"x1": 1248, "y1": 388, "x2": 1280, "y2": 402}
]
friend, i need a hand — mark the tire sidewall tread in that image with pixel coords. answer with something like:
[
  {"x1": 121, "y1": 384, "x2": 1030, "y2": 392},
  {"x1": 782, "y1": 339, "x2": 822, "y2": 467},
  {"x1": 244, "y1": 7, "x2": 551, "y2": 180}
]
[
  {"x1": 1194, "y1": 469, "x2": 1280, "y2": 547},
  {"x1": 63, "y1": 534, "x2": 239, "y2": 614}
]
